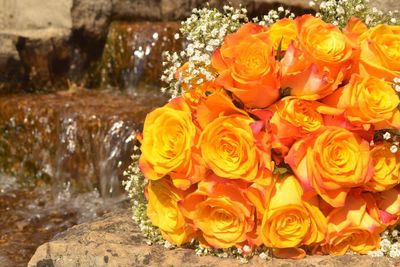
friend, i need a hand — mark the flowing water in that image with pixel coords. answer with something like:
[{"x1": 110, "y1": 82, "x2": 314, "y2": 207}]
[
  {"x1": 0, "y1": 20, "x2": 179, "y2": 266},
  {"x1": 0, "y1": 89, "x2": 167, "y2": 266}
]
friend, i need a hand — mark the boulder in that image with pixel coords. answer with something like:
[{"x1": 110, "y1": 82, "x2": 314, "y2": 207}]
[
  {"x1": 0, "y1": 0, "x2": 398, "y2": 92},
  {"x1": 28, "y1": 210, "x2": 400, "y2": 267},
  {"x1": 0, "y1": 35, "x2": 23, "y2": 93},
  {"x1": 71, "y1": 0, "x2": 112, "y2": 39}
]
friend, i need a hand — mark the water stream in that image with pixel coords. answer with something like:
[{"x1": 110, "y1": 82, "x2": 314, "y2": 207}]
[
  {"x1": 0, "y1": 90, "x2": 167, "y2": 267},
  {"x1": 0, "y1": 19, "x2": 178, "y2": 266}
]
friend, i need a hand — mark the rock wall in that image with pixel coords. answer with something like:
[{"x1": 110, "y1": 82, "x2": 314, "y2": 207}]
[{"x1": 0, "y1": 0, "x2": 398, "y2": 92}]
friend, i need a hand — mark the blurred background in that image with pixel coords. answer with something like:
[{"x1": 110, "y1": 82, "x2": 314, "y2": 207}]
[{"x1": 0, "y1": 0, "x2": 398, "y2": 266}]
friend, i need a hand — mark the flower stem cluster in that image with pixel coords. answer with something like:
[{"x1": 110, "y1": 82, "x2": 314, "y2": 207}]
[{"x1": 309, "y1": 0, "x2": 400, "y2": 28}]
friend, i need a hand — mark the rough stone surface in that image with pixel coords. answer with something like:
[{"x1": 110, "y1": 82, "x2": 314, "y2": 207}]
[
  {"x1": 71, "y1": 0, "x2": 112, "y2": 39},
  {"x1": 0, "y1": 0, "x2": 399, "y2": 91},
  {"x1": 29, "y1": 210, "x2": 400, "y2": 267},
  {"x1": 0, "y1": 35, "x2": 23, "y2": 92},
  {"x1": 112, "y1": 0, "x2": 162, "y2": 21},
  {"x1": 0, "y1": 0, "x2": 72, "y2": 34}
]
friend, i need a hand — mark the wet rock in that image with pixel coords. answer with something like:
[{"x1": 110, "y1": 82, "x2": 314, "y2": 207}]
[
  {"x1": 0, "y1": 0, "x2": 73, "y2": 91},
  {"x1": 0, "y1": 90, "x2": 166, "y2": 193},
  {"x1": 112, "y1": 0, "x2": 162, "y2": 21},
  {"x1": 0, "y1": 35, "x2": 24, "y2": 93},
  {"x1": 95, "y1": 21, "x2": 182, "y2": 90},
  {"x1": 29, "y1": 210, "x2": 400, "y2": 267},
  {"x1": 160, "y1": 0, "x2": 312, "y2": 20},
  {"x1": 71, "y1": 0, "x2": 112, "y2": 39}
]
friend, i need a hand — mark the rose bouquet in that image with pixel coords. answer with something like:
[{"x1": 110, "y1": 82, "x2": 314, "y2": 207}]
[{"x1": 124, "y1": 0, "x2": 400, "y2": 260}]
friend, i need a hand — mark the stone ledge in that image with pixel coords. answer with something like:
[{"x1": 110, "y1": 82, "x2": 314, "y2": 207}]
[{"x1": 28, "y1": 210, "x2": 400, "y2": 267}]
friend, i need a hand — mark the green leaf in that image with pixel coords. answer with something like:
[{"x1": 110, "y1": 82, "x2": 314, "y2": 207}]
[
  {"x1": 280, "y1": 87, "x2": 291, "y2": 98},
  {"x1": 273, "y1": 163, "x2": 293, "y2": 178},
  {"x1": 276, "y1": 37, "x2": 284, "y2": 61}
]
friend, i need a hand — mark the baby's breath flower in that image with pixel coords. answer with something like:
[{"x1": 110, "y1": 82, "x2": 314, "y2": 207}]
[
  {"x1": 392, "y1": 230, "x2": 399, "y2": 237},
  {"x1": 259, "y1": 252, "x2": 268, "y2": 260},
  {"x1": 258, "y1": 7, "x2": 295, "y2": 25},
  {"x1": 160, "y1": 6, "x2": 249, "y2": 98},
  {"x1": 243, "y1": 245, "x2": 251, "y2": 253},
  {"x1": 312, "y1": 0, "x2": 400, "y2": 28},
  {"x1": 383, "y1": 132, "x2": 392, "y2": 140},
  {"x1": 390, "y1": 145, "x2": 399, "y2": 153}
]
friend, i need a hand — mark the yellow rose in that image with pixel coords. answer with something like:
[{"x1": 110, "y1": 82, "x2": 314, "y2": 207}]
[
  {"x1": 375, "y1": 187, "x2": 400, "y2": 226},
  {"x1": 212, "y1": 23, "x2": 280, "y2": 108},
  {"x1": 179, "y1": 175, "x2": 255, "y2": 248},
  {"x1": 261, "y1": 175, "x2": 327, "y2": 253},
  {"x1": 366, "y1": 143, "x2": 400, "y2": 192},
  {"x1": 323, "y1": 192, "x2": 382, "y2": 256},
  {"x1": 285, "y1": 127, "x2": 373, "y2": 207},
  {"x1": 323, "y1": 74, "x2": 400, "y2": 130},
  {"x1": 139, "y1": 97, "x2": 206, "y2": 189},
  {"x1": 281, "y1": 15, "x2": 353, "y2": 100},
  {"x1": 358, "y1": 24, "x2": 400, "y2": 80},
  {"x1": 323, "y1": 228, "x2": 380, "y2": 256},
  {"x1": 197, "y1": 92, "x2": 273, "y2": 183},
  {"x1": 297, "y1": 15, "x2": 352, "y2": 75},
  {"x1": 267, "y1": 18, "x2": 297, "y2": 51},
  {"x1": 269, "y1": 97, "x2": 343, "y2": 159},
  {"x1": 147, "y1": 178, "x2": 195, "y2": 245}
]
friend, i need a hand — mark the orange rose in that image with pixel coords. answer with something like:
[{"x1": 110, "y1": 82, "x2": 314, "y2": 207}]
[
  {"x1": 261, "y1": 175, "x2": 327, "y2": 258},
  {"x1": 375, "y1": 187, "x2": 400, "y2": 225},
  {"x1": 139, "y1": 97, "x2": 206, "y2": 189},
  {"x1": 184, "y1": 81, "x2": 222, "y2": 109},
  {"x1": 179, "y1": 175, "x2": 255, "y2": 248},
  {"x1": 267, "y1": 97, "x2": 343, "y2": 159},
  {"x1": 146, "y1": 178, "x2": 195, "y2": 245},
  {"x1": 343, "y1": 17, "x2": 368, "y2": 46},
  {"x1": 281, "y1": 15, "x2": 353, "y2": 100},
  {"x1": 212, "y1": 23, "x2": 280, "y2": 108},
  {"x1": 197, "y1": 92, "x2": 273, "y2": 184},
  {"x1": 285, "y1": 127, "x2": 373, "y2": 207},
  {"x1": 365, "y1": 143, "x2": 400, "y2": 192},
  {"x1": 267, "y1": 18, "x2": 297, "y2": 51},
  {"x1": 244, "y1": 179, "x2": 275, "y2": 247},
  {"x1": 323, "y1": 192, "x2": 382, "y2": 256},
  {"x1": 358, "y1": 24, "x2": 400, "y2": 80},
  {"x1": 323, "y1": 74, "x2": 400, "y2": 130}
]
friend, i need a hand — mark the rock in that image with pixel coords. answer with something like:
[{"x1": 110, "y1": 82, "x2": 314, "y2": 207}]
[
  {"x1": 0, "y1": 0, "x2": 73, "y2": 91},
  {"x1": 373, "y1": 0, "x2": 400, "y2": 10},
  {"x1": 71, "y1": 0, "x2": 112, "y2": 39},
  {"x1": 29, "y1": 210, "x2": 400, "y2": 267},
  {"x1": 0, "y1": 35, "x2": 24, "y2": 93},
  {"x1": 0, "y1": 0, "x2": 398, "y2": 92},
  {"x1": 160, "y1": 0, "x2": 313, "y2": 20},
  {"x1": 0, "y1": 0, "x2": 72, "y2": 33},
  {"x1": 112, "y1": 0, "x2": 162, "y2": 21},
  {"x1": 0, "y1": 90, "x2": 166, "y2": 193}
]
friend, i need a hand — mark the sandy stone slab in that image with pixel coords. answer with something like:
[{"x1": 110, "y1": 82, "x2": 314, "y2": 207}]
[{"x1": 28, "y1": 210, "x2": 400, "y2": 267}]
